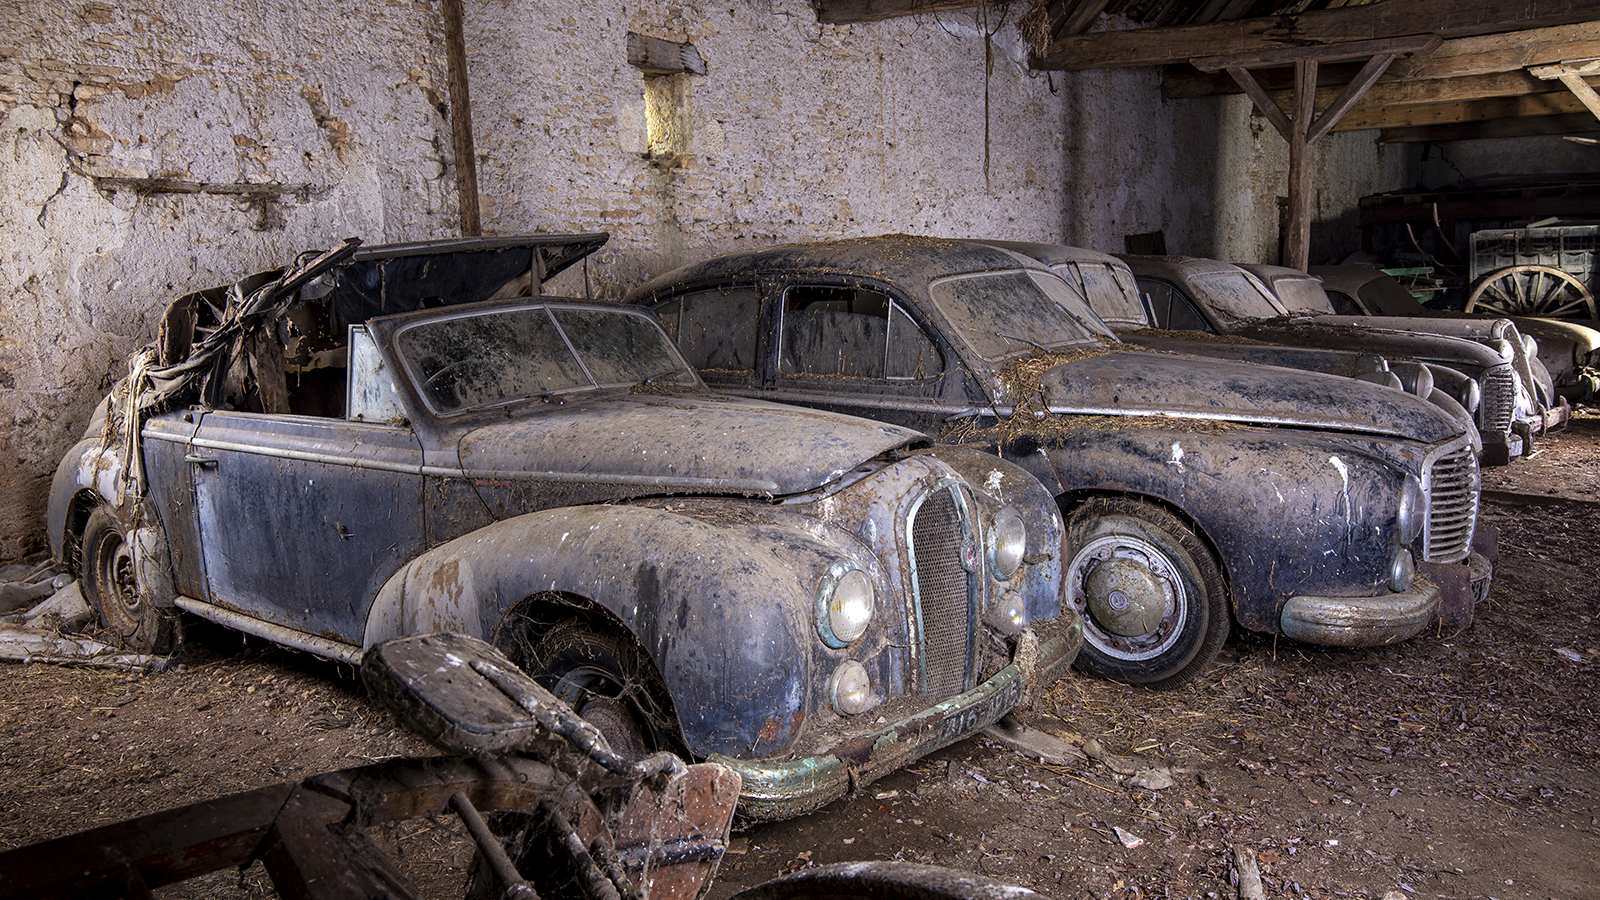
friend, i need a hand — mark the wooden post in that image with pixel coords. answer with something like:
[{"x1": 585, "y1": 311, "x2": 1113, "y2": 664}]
[
  {"x1": 442, "y1": 0, "x2": 481, "y2": 237},
  {"x1": 1284, "y1": 58, "x2": 1317, "y2": 271}
]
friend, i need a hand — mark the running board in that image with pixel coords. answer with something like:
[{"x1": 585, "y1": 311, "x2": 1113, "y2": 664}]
[{"x1": 173, "y1": 596, "x2": 364, "y2": 665}]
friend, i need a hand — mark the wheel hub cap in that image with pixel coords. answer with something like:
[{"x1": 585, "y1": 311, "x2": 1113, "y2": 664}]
[{"x1": 1084, "y1": 557, "x2": 1168, "y2": 637}]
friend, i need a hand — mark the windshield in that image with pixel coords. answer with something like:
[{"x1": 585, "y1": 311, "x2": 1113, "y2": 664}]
[
  {"x1": 1063, "y1": 263, "x2": 1147, "y2": 325},
  {"x1": 394, "y1": 305, "x2": 696, "y2": 414},
  {"x1": 928, "y1": 269, "x2": 1102, "y2": 361},
  {"x1": 1189, "y1": 272, "x2": 1286, "y2": 325},
  {"x1": 1271, "y1": 276, "x2": 1337, "y2": 314}
]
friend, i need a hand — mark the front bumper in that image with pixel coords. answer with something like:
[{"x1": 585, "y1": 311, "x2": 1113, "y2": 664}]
[
  {"x1": 710, "y1": 625, "x2": 1078, "y2": 822},
  {"x1": 1278, "y1": 546, "x2": 1494, "y2": 647}
]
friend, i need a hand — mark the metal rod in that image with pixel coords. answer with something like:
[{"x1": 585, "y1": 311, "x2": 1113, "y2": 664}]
[
  {"x1": 541, "y1": 802, "x2": 623, "y2": 900},
  {"x1": 450, "y1": 791, "x2": 537, "y2": 900}
]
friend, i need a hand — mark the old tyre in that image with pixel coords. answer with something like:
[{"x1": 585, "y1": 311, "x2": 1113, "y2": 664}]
[
  {"x1": 80, "y1": 508, "x2": 176, "y2": 655},
  {"x1": 499, "y1": 618, "x2": 681, "y2": 761},
  {"x1": 1063, "y1": 498, "x2": 1227, "y2": 689}
]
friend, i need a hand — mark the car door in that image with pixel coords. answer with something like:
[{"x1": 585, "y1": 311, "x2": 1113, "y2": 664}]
[
  {"x1": 186, "y1": 337, "x2": 427, "y2": 644},
  {"x1": 766, "y1": 280, "x2": 957, "y2": 433}
]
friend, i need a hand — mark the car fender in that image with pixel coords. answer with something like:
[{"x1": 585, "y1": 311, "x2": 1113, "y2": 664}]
[
  {"x1": 1043, "y1": 426, "x2": 1414, "y2": 633},
  {"x1": 364, "y1": 503, "x2": 861, "y2": 758}
]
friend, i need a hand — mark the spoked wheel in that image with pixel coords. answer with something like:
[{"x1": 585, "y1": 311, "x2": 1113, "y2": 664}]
[
  {"x1": 80, "y1": 508, "x2": 176, "y2": 654},
  {"x1": 1063, "y1": 498, "x2": 1228, "y2": 689},
  {"x1": 1465, "y1": 265, "x2": 1597, "y2": 319}
]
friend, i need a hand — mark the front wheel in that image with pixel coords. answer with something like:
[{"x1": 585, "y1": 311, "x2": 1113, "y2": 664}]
[
  {"x1": 80, "y1": 508, "x2": 177, "y2": 655},
  {"x1": 496, "y1": 613, "x2": 682, "y2": 761},
  {"x1": 1063, "y1": 498, "x2": 1228, "y2": 689}
]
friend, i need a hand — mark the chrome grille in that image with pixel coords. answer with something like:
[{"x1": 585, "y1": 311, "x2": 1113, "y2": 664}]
[
  {"x1": 1424, "y1": 442, "x2": 1479, "y2": 563},
  {"x1": 909, "y1": 487, "x2": 974, "y2": 696},
  {"x1": 1479, "y1": 366, "x2": 1516, "y2": 435}
]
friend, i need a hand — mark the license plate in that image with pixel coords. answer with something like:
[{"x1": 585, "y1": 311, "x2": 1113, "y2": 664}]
[{"x1": 939, "y1": 676, "x2": 1023, "y2": 741}]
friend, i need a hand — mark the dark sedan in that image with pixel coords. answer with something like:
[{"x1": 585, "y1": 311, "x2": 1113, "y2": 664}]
[{"x1": 627, "y1": 236, "x2": 1494, "y2": 689}]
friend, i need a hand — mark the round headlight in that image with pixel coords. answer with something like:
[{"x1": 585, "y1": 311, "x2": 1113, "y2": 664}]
[
  {"x1": 1405, "y1": 364, "x2": 1434, "y2": 399},
  {"x1": 989, "y1": 506, "x2": 1027, "y2": 580},
  {"x1": 830, "y1": 660, "x2": 873, "y2": 715},
  {"x1": 817, "y1": 565, "x2": 874, "y2": 648},
  {"x1": 1455, "y1": 378, "x2": 1481, "y2": 414},
  {"x1": 1396, "y1": 474, "x2": 1426, "y2": 545},
  {"x1": 1389, "y1": 549, "x2": 1416, "y2": 593}
]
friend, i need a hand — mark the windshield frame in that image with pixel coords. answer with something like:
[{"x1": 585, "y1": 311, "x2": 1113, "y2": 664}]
[{"x1": 383, "y1": 300, "x2": 700, "y2": 418}]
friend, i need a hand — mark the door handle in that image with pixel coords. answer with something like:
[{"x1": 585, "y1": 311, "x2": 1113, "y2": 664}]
[{"x1": 185, "y1": 454, "x2": 218, "y2": 468}]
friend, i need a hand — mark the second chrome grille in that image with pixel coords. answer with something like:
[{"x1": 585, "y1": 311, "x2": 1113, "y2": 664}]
[{"x1": 909, "y1": 486, "x2": 974, "y2": 696}]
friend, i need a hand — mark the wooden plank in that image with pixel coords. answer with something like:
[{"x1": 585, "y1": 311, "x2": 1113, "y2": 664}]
[
  {"x1": 1033, "y1": 0, "x2": 1600, "y2": 70},
  {"x1": 1192, "y1": 34, "x2": 1439, "y2": 72},
  {"x1": 814, "y1": 0, "x2": 981, "y2": 23},
  {"x1": 1227, "y1": 66, "x2": 1293, "y2": 139},
  {"x1": 1193, "y1": 69, "x2": 1591, "y2": 117},
  {"x1": 1332, "y1": 89, "x2": 1594, "y2": 131},
  {"x1": 1307, "y1": 52, "x2": 1398, "y2": 144},
  {"x1": 1377, "y1": 110, "x2": 1600, "y2": 142},
  {"x1": 442, "y1": 0, "x2": 480, "y2": 237},
  {"x1": 627, "y1": 32, "x2": 707, "y2": 76},
  {"x1": 1283, "y1": 58, "x2": 1317, "y2": 271},
  {"x1": 1058, "y1": 0, "x2": 1113, "y2": 38},
  {"x1": 1556, "y1": 72, "x2": 1600, "y2": 120}
]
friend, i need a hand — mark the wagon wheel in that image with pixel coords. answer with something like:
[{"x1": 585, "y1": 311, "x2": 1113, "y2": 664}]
[{"x1": 1465, "y1": 265, "x2": 1597, "y2": 319}]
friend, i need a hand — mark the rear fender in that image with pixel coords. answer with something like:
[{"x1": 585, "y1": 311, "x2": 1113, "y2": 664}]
[{"x1": 364, "y1": 504, "x2": 841, "y2": 758}]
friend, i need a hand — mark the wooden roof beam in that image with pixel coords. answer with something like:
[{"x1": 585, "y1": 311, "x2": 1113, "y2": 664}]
[
  {"x1": 1531, "y1": 57, "x2": 1600, "y2": 122},
  {"x1": 1034, "y1": 0, "x2": 1600, "y2": 70}
]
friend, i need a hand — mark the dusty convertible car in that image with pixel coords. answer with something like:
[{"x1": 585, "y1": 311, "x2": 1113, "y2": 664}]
[
  {"x1": 47, "y1": 235, "x2": 1081, "y2": 821},
  {"x1": 625, "y1": 236, "x2": 1496, "y2": 688}
]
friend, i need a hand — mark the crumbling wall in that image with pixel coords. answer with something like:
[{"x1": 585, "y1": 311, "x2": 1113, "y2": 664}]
[
  {"x1": 1061, "y1": 63, "x2": 1412, "y2": 266},
  {"x1": 0, "y1": 1, "x2": 459, "y2": 559},
  {"x1": 468, "y1": 2, "x2": 1071, "y2": 298}
]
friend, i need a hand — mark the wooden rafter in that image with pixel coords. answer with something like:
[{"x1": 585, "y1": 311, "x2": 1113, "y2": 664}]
[
  {"x1": 813, "y1": 0, "x2": 982, "y2": 23},
  {"x1": 1530, "y1": 56, "x2": 1600, "y2": 122},
  {"x1": 1033, "y1": 0, "x2": 1600, "y2": 70}
]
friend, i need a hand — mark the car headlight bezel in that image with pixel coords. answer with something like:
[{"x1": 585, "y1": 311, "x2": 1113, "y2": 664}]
[
  {"x1": 989, "y1": 506, "x2": 1027, "y2": 580},
  {"x1": 1396, "y1": 474, "x2": 1427, "y2": 546},
  {"x1": 815, "y1": 562, "x2": 875, "y2": 649}
]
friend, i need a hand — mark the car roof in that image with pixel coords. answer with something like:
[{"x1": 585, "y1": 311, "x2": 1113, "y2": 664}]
[
  {"x1": 1115, "y1": 254, "x2": 1244, "y2": 279},
  {"x1": 625, "y1": 234, "x2": 1048, "y2": 301},
  {"x1": 983, "y1": 241, "x2": 1125, "y2": 269}
]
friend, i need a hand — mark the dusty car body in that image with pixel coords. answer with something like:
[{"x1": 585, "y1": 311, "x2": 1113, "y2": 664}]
[
  {"x1": 625, "y1": 236, "x2": 1494, "y2": 689},
  {"x1": 1122, "y1": 254, "x2": 1565, "y2": 465},
  {"x1": 1310, "y1": 264, "x2": 1600, "y2": 402},
  {"x1": 46, "y1": 235, "x2": 1080, "y2": 822},
  {"x1": 990, "y1": 243, "x2": 1475, "y2": 436}
]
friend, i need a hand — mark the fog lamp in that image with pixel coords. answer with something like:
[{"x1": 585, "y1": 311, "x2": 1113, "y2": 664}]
[
  {"x1": 831, "y1": 660, "x2": 873, "y2": 715},
  {"x1": 1389, "y1": 549, "x2": 1416, "y2": 593}
]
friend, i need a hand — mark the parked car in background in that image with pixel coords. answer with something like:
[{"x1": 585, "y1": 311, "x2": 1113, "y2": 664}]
[
  {"x1": 1311, "y1": 264, "x2": 1600, "y2": 402},
  {"x1": 1121, "y1": 254, "x2": 1565, "y2": 465},
  {"x1": 626, "y1": 236, "x2": 1494, "y2": 689},
  {"x1": 990, "y1": 243, "x2": 1476, "y2": 437},
  {"x1": 48, "y1": 235, "x2": 1081, "y2": 822}
]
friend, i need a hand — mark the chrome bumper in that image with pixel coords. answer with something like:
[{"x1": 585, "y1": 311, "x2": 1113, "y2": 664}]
[
  {"x1": 1279, "y1": 549, "x2": 1494, "y2": 647},
  {"x1": 710, "y1": 626, "x2": 1078, "y2": 822}
]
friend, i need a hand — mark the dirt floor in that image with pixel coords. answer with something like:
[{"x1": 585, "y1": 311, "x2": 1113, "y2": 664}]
[{"x1": 1, "y1": 417, "x2": 1597, "y2": 899}]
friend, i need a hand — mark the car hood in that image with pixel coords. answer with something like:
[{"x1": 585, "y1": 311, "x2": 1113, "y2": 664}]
[
  {"x1": 1229, "y1": 318, "x2": 1506, "y2": 369},
  {"x1": 1031, "y1": 349, "x2": 1461, "y2": 443},
  {"x1": 456, "y1": 392, "x2": 922, "y2": 496}
]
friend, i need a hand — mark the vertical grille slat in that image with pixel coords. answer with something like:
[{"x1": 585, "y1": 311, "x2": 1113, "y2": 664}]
[
  {"x1": 1425, "y1": 444, "x2": 1479, "y2": 563},
  {"x1": 1479, "y1": 367, "x2": 1516, "y2": 435},
  {"x1": 909, "y1": 487, "x2": 974, "y2": 697}
]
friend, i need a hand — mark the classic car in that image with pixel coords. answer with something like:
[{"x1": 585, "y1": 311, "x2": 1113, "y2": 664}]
[
  {"x1": 989, "y1": 242, "x2": 1476, "y2": 434},
  {"x1": 47, "y1": 235, "x2": 1081, "y2": 822},
  {"x1": 625, "y1": 236, "x2": 1495, "y2": 689},
  {"x1": 1121, "y1": 254, "x2": 1567, "y2": 465},
  {"x1": 1310, "y1": 264, "x2": 1600, "y2": 402}
]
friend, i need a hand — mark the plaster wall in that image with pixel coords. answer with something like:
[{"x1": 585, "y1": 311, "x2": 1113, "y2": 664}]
[{"x1": 1063, "y1": 65, "x2": 1412, "y2": 267}]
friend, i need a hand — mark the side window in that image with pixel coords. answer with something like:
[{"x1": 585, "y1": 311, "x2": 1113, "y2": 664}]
[
  {"x1": 1135, "y1": 278, "x2": 1172, "y2": 328},
  {"x1": 346, "y1": 325, "x2": 407, "y2": 422},
  {"x1": 1327, "y1": 289, "x2": 1364, "y2": 316},
  {"x1": 1167, "y1": 291, "x2": 1212, "y2": 333},
  {"x1": 780, "y1": 286, "x2": 941, "y2": 380},
  {"x1": 655, "y1": 286, "x2": 760, "y2": 372}
]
